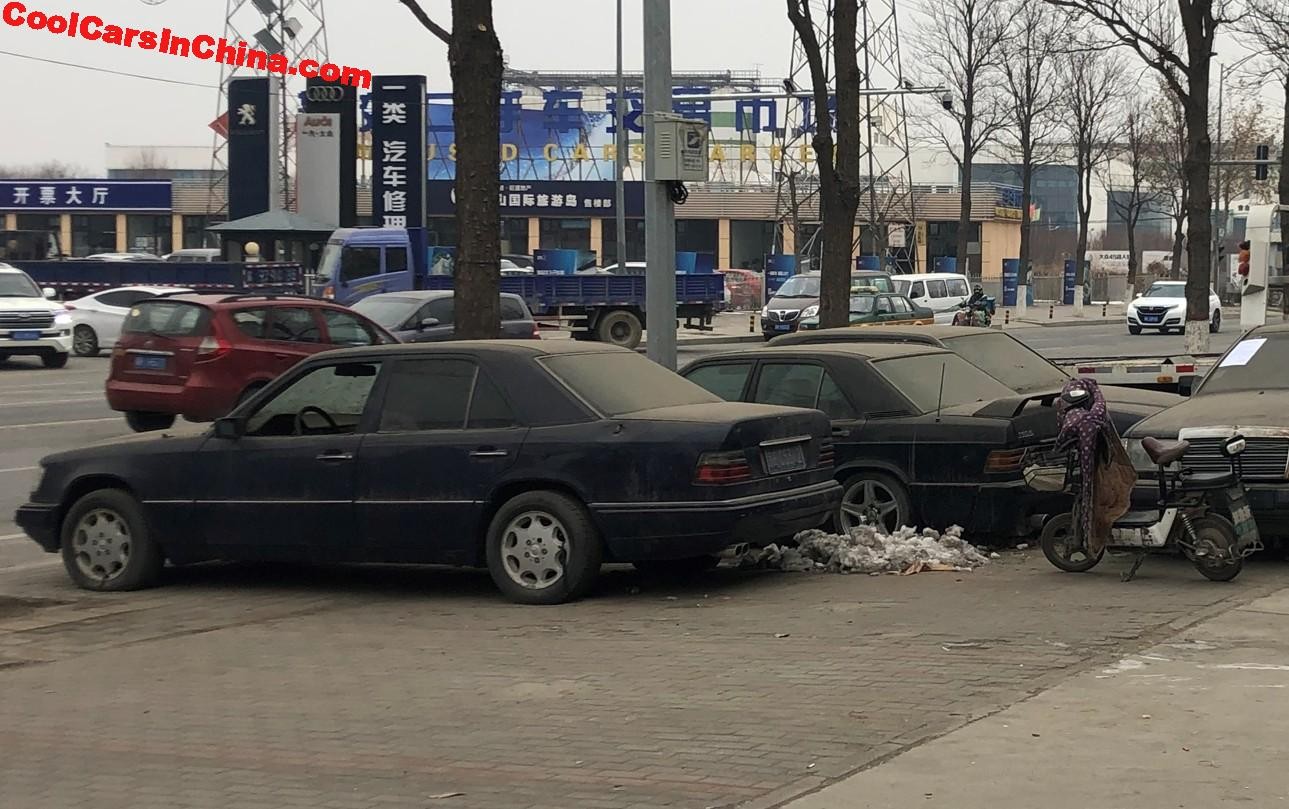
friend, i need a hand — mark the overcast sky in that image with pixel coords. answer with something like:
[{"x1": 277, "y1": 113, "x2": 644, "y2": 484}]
[{"x1": 0, "y1": 0, "x2": 1270, "y2": 174}]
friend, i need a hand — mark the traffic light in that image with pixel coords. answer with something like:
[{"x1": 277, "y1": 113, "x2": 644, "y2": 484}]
[
  {"x1": 1255, "y1": 144, "x2": 1270, "y2": 181},
  {"x1": 1238, "y1": 240, "x2": 1251, "y2": 285}
]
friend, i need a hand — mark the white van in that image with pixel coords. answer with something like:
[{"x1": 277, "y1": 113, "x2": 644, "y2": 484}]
[{"x1": 892, "y1": 273, "x2": 972, "y2": 324}]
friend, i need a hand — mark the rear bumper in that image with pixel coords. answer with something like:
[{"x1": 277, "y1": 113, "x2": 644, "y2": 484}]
[
  {"x1": 106, "y1": 378, "x2": 234, "y2": 421},
  {"x1": 14, "y1": 502, "x2": 60, "y2": 552},
  {"x1": 592, "y1": 480, "x2": 841, "y2": 561}
]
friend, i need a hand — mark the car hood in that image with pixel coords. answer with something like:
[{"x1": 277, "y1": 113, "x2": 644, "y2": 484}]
[
  {"x1": 765, "y1": 295, "x2": 818, "y2": 311},
  {"x1": 1125, "y1": 390, "x2": 1289, "y2": 438},
  {"x1": 42, "y1": 429, "x2": 205, "y2": 466},
  {"x1": 0, "y1": 296, "x2": 61, "y2": 312},
  {"x1": 1129, "y1": 296, "x2": 1186, "y2": 309}
]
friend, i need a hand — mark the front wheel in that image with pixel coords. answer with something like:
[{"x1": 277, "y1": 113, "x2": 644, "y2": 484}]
[
  {"x1": 485, "y1": 490, "x2": 603, "y2": 605},
  {"x1": 60, "y1": 489, "x2": 164, "y2": 592},
  {"x1": 73, "y1": 325, "x2": 99, "y2": 357},
  {"x1": 125, "y1": 411, "x2": 176, "y2": 433},
  {"x1": 42, "y1": 352, "x2": 69, "y2": 369},
  {"x1": 1188, "y1": 514, "x2": 1243, "y2": 582},
  {"x1": 1040, "y1": 512, "x2": 1104, "y2": 572}
]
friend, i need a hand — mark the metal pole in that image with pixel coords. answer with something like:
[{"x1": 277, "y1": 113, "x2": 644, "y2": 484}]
[
  {"x1": 615, "y1": 0, "x2": 628, "y2": 271},
  {"x1": 643, "y1": 0, "x2": 677, "y2": 369},
  {"x1": 1215, "y1": 64, "x2": 1226, "y2": 295}
]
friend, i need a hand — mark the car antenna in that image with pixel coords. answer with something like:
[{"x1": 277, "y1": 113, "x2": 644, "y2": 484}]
[{"x1": 934, "y1": 361, "x2": 946, "y2": 424}]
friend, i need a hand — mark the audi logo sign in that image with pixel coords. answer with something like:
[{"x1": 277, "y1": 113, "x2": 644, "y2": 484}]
[{"x1": 306, "y1": 86, "x2": 345, "y2": 103}]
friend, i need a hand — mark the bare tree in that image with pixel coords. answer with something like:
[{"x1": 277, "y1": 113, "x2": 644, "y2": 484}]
[
  {"x1": 1062, "y1": 44, "x2": 1126, "y2": 302},
  {"x1": 787, "y1": 0, "x2": 861, "y2": 328},
  {"x1": 398, "y1": 0, "x2": 502, "y2": 340},
  {"x1": 1102, "y1": 93, "x2": 1163, "y2": 292},
  {"x1": 1042, "y1": 0, "x2": 1237, "y2": 352},
  {"x1": 1143, "y1": 87, "x2": 1189, "y2": 281},
  {"x1": 998, "y1": 0, "x2": 1067, "y2": 287},
  {"x1": 913, "y1": 0, "x2": 1010, "y2": 278},
  {"x1": 1239, "y1": 0, "x2": 1289, "y2": 285},
  {"x1": 0, "y1": 161, "x2": 81, "y2": 179}
]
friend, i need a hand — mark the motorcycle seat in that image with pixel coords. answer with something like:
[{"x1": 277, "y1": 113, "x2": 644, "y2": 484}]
[
  {"x1": 1143, "y1": 436, "x2": 1189, "y2": 465},
  {"x1": 1179, "y1": 470, "x2": 1236, "y2": 490}
]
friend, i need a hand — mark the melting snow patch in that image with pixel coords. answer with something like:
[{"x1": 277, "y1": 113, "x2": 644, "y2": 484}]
[{"x1": 740, "y1": 525, "x2": 990, "y2": 575}]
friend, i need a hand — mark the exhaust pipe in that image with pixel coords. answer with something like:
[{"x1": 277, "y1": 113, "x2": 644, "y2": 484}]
[{"x1": 720, "y1": 543, "x2": 750, "y2": 561}]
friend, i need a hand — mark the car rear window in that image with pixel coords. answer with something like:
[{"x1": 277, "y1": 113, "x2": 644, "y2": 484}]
[
  {"x1": 541, "y1": 352, "x2": 720, "y2": 416},
  {"x1": 501, "y1": 298, "x2": 529, "y2": 321},
  {"x1": 873, "y1": 352, "x2": 1016, "y2": 413},
  {"x1": 941, "y1": 332, "x2": 1068, "y2": 393},
  {"x1": 122, "y1": 301, "x2": 210, "y2": 337}
]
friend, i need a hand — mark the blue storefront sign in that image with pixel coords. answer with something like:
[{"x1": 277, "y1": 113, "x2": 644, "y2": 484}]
[
  {"x1": 372, "y1": 75, "x2": 428, "y2": 229},
  {"x1": 855, "y1": 255, "x2": 881, "y2": 271},
  {"x1": 1002, "y1": 259, "x2": 1019, "y2": 306},
  {"x1": 427, "y1": 180, "x2": 645, "y2": 218},
  {"x1": 1063, "y1": 258, "x2": 1077, "y2": 305},
  {"x1": 934, "y1": 256, "x2": 957, "y2": 274},
  {"x1": 533, "y1": 249, "x2": 583, "y2": 275},
  {"x1": 0, "y1": 180, "x2": 171, "y2": 212},
  {"x1": 675, "y1": 252, "x2": 715, "y2": 274},
  {"x1": 765, "y1": 253, "x2": 797, "y2": 295}
]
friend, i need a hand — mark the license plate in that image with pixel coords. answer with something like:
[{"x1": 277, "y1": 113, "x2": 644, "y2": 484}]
[
  {"x1": 133, "y1": 355, "x2": 168, "y2": 371},
  {"x1": 763, "y1": 443, "x2": 807, "y2": 475},
  {"x1": 1141, "y1": 315, "x2": 1160, "y2": 323},
  {"x1": 774, "y1": 324, "x2": 792, "y2": 331},
  {"x1": 10, "y1": 330, "x2": 40, "y2": 340}
]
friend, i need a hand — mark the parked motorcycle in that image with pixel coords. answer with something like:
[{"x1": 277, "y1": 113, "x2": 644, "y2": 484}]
[{"x1": 1029, "y1": 384, "x2": 1261, "y2": 581}]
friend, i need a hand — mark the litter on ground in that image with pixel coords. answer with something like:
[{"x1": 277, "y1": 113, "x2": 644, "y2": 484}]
[{"x1": 739, "y1": 525, "x2": 990, "y2": 575}]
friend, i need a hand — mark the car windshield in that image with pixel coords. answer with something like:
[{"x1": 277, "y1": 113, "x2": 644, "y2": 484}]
[
  {"x1": 315, "y1": 242, "x2": 343, "y2": 283},
  {"x1": 122, "y1": 301, "x2": 211, "y2": 337},
  {"x1": 941, "y1": 331, "x2": 1069, "y2": 393},
  {"x1": 1142, "y1": 283, "x2": 1185, "y2": 298},
  {"x1": 873, "y1": 352, "x2": 1017, "y2": 413},
  {"x1": 1196, "y1": 332, "x2": 1289, "y2": 395},
  {"x1": 774, "y1": 276, "x2": 821, "y2": 298},
  {"x1": 350, "y1": 296, "x2": 421, "y2": 329},
  {"x1": 542, "y1": 352, "x2": 721, "y2": 416},
  {"x1": 0, "y1": 272, "x2": 40, "y2": 297},
  {"x1": 849, "y1": 296, "x2": 876, "y2": 314}
]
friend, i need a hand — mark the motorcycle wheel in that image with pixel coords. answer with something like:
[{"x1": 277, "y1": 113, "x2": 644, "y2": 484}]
[
  {"x1": 1040, "y1": 513, "x2": 1103, "y2": 572},
  {"x1": 1188, "y1": 514, "x2": 1243, "y2": 582}
]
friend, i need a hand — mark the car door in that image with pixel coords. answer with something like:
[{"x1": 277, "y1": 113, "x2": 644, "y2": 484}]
[
  {"x1": 746, "y1": 359, "x2": 866, "y2": 446},
  {"x1": 194, "y1": 358, "x2": 384, "y2": 561},
  {"x1": 408, "y1": 297, "x2": 455, "y2": 342},
  {"x1": 874, "y1": 295, "x2": 899, "y2": 323},
  {"x1": 355, "y1": 357, "x2": 527, "y2": 564}
]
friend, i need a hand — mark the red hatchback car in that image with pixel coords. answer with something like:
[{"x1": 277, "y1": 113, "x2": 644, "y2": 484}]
[{"x1": 106, "y1": 293, "x2": 395, "y2": 432}]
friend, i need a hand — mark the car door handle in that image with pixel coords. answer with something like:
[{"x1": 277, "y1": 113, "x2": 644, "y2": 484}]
[
  {"x1": 470, "y1": 449, "x2": 509, "y2": 458},
  {"x1": 831, "y1": 427, "x2": 851, "y2": 438},
  {"x1": 316, "y1": 451, "x2": 354, "y2": 462}
]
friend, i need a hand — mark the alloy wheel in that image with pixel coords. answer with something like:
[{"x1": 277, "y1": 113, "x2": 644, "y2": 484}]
[
  {"x1": 839, "y1": 478, "x2": 902, "y2": 533},
  {"x1": 500, "y1": 510, "x2": 569, "y2": 590},
  {"x1": 71, "y1": 508, "x2": 132, "y2": 584}
]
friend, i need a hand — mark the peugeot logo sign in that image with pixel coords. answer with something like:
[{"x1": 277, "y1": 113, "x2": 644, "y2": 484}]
[{"x1": 307, "y1": 86, "x2": 345, "y2": 103}]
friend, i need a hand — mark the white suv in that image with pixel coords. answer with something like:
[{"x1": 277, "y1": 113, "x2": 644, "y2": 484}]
[{"x1": 0, "y1": 263, "x2": 73, "y2": 368}]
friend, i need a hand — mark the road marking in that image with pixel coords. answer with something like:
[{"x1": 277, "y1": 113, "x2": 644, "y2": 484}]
[
  {"x1": 0, "y1": 558, "x2": 59, "y2": 574},
  {"x1": 0, "y1": 398, "x2": 104, "y2": 408},
  {"x1": 0, "y1": 417, "x2": 120, "y2": 430},
  {"x1": 0, "y1": 533, "x2": 27, "y2": 542},
  {"x1": 0, "y1": 466, "x2": 38, "y2": 474}
]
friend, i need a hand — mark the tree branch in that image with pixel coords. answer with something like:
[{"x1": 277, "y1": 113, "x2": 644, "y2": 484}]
[{"x1": 397, "y1": 0, "x2": 451, "y2": 44}]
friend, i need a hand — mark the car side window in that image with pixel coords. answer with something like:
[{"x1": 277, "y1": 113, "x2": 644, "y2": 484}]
[
  {"x1": 685, "y1": 363, "x2": 753, "y2": 401},
  {"x1": 893, "y1": 297, "x2": 911, "y2": 313},
  {"x1": 385, "y1": 247, "x2": 409, "y2": 273},
  {"x1": 322, "y1": 309, "x2": 378, "y2": 346},
  {"x1": 468, "y1": 371, "x2": 518, "y2": 428},
  {"x1": 339, "y1": 247, "x2": 382, "y2": 283},
  {"x1": 927, "y1": 279, "x2": 948, "y2": 298},
  {"x1": 947, "y1": 278, "x2": 969, "y2": 297},
  {"x1": 267, "y1": 307, "x2": 323, "y2": 343},
  {"x1": 97, "y1": 290, "x2": 147, "y2": 308},
  {"x1": 378, "y1": 359, "x2": 476, "y2": 432},
  {"x1": 909, "y1": 281, "x2": 925, "y2": 299},
  {"x1": 817, "y1": 372, "x2": 857, "y2": 419},
  {"x1": 245, "y1": 362, "x2": 381, "y2": 438},
  {"x1": 230, "y1": 307, "x2": 269, "y2": 338},
  {"x1": 420, "y1": 298, "x2": 455, "y2": 326},
  {"x1": 876, "y1": 297, "x2": 894, "y2": 314},
  {"x1": 753, "y1": 363, "x2": 825, "y2": 410}
]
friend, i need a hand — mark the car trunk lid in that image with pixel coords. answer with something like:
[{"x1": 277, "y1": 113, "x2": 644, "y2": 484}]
[{"x1": 111, "y1": 300, "x2": 215, "y2": 384}]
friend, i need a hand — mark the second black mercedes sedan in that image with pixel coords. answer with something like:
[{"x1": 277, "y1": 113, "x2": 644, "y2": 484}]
[
  {"x1": 16, "y1": 342, "x2": 840, "y2": 605},
  {"x1": 681, "y1": 343, "x2": 1067, "y2": 538}
]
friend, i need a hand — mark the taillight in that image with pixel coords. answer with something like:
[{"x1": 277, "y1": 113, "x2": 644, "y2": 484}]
[
  {"x1": 322, "y1": 285, "x2": 335, "y2": 300},
  {"x1": 694, "y1": 450, "x2": 753, "y2": 485},
  {"x1": 984, "y1": 448, "x2": 1028, "y2": 473},
  {"x1": 531, "y1": 323, "x2": 542, "y2": 340},
  {"x1": 195, "y1": 335, "x2": 232, "y2": 363}
]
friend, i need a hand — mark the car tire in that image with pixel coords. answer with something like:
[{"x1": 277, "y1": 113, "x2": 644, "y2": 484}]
[
  {"x1": 632, "y1": 555, "x2": 721, "y2": 578},
  {"x1": 485, "y1": 490, "x2": 603, "y2": 605},
  {"x1": 60, "y1": 488, "x2": 164, "y2": 592},
  {"x1": 594, "y1": 310, "x2": 644, "y2": 349},
  {"x1": 72, "y1": 325, "x2": 99, "y2": 357},
  {"x1": 125, "y1": 411, "x2": 176, "y2": 433},
  {"x1": 836, "y1": 471, "x2": 912, "y2": 535},
  {"x1": 42, "y1": 352, "x2": 69, "y2": 369},
  {"x1": 1128, "y1": 325, "x2": 1142, "y2": 335},
  {"x1": 1210, "y1": 310, "x2": 1221, "y2": 334}
]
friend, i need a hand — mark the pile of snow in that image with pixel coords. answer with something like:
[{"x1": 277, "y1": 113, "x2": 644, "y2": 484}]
[{"x1": 739, "y1": 524, "x2": 991, "y2": 575}]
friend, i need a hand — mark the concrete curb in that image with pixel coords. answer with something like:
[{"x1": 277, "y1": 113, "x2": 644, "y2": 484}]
[
  {"x1": 1013, "y1": 317, "x2": 1123, "y2": 328},
  {"x1": 673, "y1": 334, "x2": 764, "y2": 346}
]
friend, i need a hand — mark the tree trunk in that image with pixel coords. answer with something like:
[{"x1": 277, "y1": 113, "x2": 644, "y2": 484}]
[
  {"x1": 1280, "y1": 76, "x2": 1289, "y2": 282},
  {"x1": 1125, "y1": 206, "x2": 1139, "y2": 293},
  {"x1": 1183, "y1": 90, "x2": 1214, "y2": 353},
  {"x1": 957, "y1": 158, "x2": 973, "y2": 278},
  {"x1": 1019, "y1": 153, "x2": 1034, "y2": 286},
  {"x1": 449, "y1": 0, "x2": 503, "y2": 339},
  {"x1": 1169, "y1": 203, "x2": 1185, "y2": 281}
]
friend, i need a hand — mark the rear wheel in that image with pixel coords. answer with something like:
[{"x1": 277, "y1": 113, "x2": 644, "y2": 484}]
[
  {"x1": 60, "y1": 489, "x2": 164, "y2": 592},
  {"x1": 72, "y1": 325, "x2": 99, "y2": 357},
  {"x1": 235, "y1": 383, "x2": 267, "y2": 410},
  {"x1": 1210, "y1": 310, "x2": 1222, "y2": 334},
  {"x1": 594, "y1": 310, "x2": 644, "y2": 349},
  {"x1": 42, "y1": 352, "x2": 69, "y2": 369},
  {"x1": 837, "y1": 472, "x2": 911, "y2": 534},
  {"x1": 1040, "y1": 512, "x2": 1103, "y2": 572},
  {"x1": 485, "y1": 491, "x2": 602, "y2": 605},
  {"x1": 125, "y1": 411, "x2": 176, "y2": 433},
  {"x1": 1128, "y1": 325, "x2": 1142, "y2": 335},
  {"x1": 1189, "y1": 515, "x2": 1242, "y2": 582}
]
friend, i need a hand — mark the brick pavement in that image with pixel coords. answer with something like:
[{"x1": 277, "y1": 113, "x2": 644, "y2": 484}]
[{"x1": 0, "y1": 553, "x2": 1284, "y2": 809}]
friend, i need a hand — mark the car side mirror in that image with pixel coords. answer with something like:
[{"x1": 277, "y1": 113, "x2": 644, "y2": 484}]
[
  {"x1": 42, "y1": 287, "x2": 57, "y2": 299},
  {"x1": 1176, "y1": 377, "x2": 1196, "y2": 397},
  {"x1": 420, "y1": 317, "x2": 440, "y2": 330},
  {"x1": 213, "y1": 417, "x2": 244, "y2": 440}
]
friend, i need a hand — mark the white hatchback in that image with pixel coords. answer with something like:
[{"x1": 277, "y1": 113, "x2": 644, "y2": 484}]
[
  {"x1": 66, "y1": 286, "x2": 191, "y2": 356},
  {"x1": 1126, "y1": 281, "x2": 1222, "y2": 335}
]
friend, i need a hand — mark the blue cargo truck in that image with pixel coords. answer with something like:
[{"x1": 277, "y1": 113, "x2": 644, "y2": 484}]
[
  {"x1": 13, "y1": 260, "x2": 306, "y2": 300},
  {"x1": 313, "y1": 227, "x2": 724, "y2": 348}
]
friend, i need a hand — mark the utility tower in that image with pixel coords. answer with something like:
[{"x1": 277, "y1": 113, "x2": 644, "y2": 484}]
[
  {"x1": 207, "y1": 0, "x2": 330, "y2": 216},
  {"x1": 774, "y1": 0, "x2": 918, "y2": 272}
]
